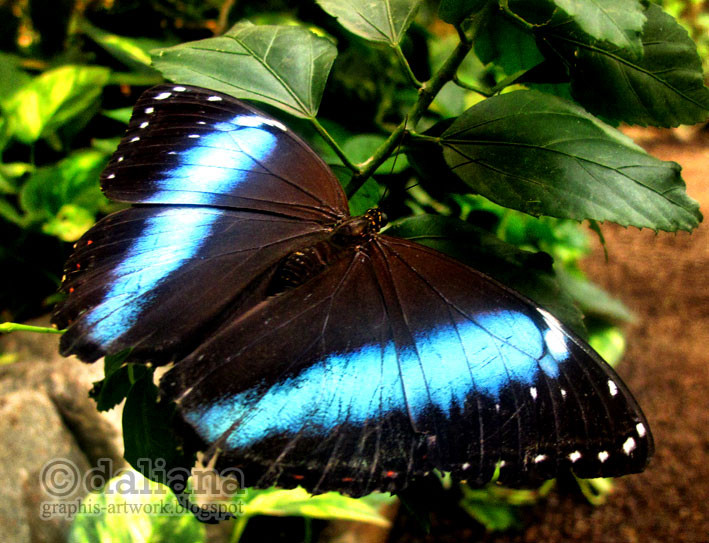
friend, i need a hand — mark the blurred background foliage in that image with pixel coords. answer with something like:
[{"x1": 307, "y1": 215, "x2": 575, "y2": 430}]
[{"x1": 0, "y1": 0, "x2": 706, "y2": 539}]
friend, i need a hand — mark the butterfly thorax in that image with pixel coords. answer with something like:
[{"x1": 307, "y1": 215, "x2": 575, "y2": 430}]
[{"x1": 268, "y1": 209, "x2": 387, "y2": 295}]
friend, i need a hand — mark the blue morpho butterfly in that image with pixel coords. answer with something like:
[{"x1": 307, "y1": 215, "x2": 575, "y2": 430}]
[{"x1": 53, "y1": 84, "x2": 653, "y2": 498}]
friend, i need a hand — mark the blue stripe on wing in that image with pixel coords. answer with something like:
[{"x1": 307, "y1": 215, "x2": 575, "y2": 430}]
[{"x1": 185, "y1": 308, "x2": 569, "y2": 449}]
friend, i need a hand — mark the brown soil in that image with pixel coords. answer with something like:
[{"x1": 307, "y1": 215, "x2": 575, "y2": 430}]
[{"x1": 390, "y1": 134, "x2": 709, "y2": 543}]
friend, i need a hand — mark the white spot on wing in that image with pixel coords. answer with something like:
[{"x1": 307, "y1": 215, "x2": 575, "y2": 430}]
[
  {"x1": 154, "y1": 92, "x2": 172, "y2": 100},
  {"x1": 207, "y1": 96, "x2": 222, "y2": 102},
  {"x1": 139, "y1": 121, "x2": 149, "y2": 129},
  {"x1": 130, "y1": 136, "x2": 140, "y2": 142},
  {"x1": 462, "y1": 462, "x2": 470, "y2": 470},
  {"x1": 173, "y1": 86, "x2": 186, "y2": 92},
  {"x1": 636, "y1": 423, "x2": 646, "y2": 437},
  {"x1": 560, "y1": 388, "x2": 567, "y2": 399},
  {"x1": 608, "y1": 380, "x2": 618, "y2": 396},
  {"x1": 530, "y1": 387, "x2": 538, "y2": 400},
  {"x1": 622, "y1": 437, "x2": 636, "y2": 455},
  {"x1": 145, "y1": 107, "x2": 154, "y2": 114},
  {"x1": 197, "y1": 121, "x2": 206, "y2": 125},
  {"x1": 568, "y1": 451, "x2": 582, "y2": 463},
  {"x1": 117, "y1": 156, "x2": 124, "y2": 162},
  {"x1": 534, "y1": 454, "x2": 547, "y2": 464},
  {"x1": 106, "y1": 173, "x2": 115, "y2": 179},
  {"x1": 598, "y1": 450, "x2": 609, "y2": 463},
  {"x1": 188, "y1": 134, "x2": 200, "y2": 139}
]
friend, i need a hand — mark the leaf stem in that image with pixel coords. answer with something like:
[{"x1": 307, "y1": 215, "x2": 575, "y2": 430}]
[
  {"x1": 309, "y1": 118, "x2": 360, "y2": 174},
  {"x1": 393, "y1": 44, "x2": 423, "y2": 88},
  {"x1": 0, "y1": 322, "x2": 63, "y2": 334},
  {"x1": 499, "y1": 0, "x2": 535, "y2": 29},
  {"x1": 453, "y1": 75, "x2": 493, "y2": 96}
]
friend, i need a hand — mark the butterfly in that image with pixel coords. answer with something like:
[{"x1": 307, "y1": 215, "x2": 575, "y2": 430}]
[{"x1": 53, "y1": 84, "x2": 653, "y2": 498}]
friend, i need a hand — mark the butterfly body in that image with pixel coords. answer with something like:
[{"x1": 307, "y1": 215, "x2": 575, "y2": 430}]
[{"x1": 53, "y1": 85, "x2": 653, "y2": 497}]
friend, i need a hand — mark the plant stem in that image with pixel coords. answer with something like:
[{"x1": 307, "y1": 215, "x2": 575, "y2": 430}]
[
  {"x1": 0, "y1": 322, "x2": 63, "y2": 334},
  {"x1": 309, "y1": 117, "x2": 360, "y2": 174},
  {"x1": 393, "y1": 44, "x2": 423, "y2": 88},
  {"x1": 230, "y1": 515, "x2": 250, "y2": 543}
]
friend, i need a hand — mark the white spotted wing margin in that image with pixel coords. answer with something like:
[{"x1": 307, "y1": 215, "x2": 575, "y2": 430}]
[{"x1": 159, "y1": 233, "x2": 653, "y2": 497}]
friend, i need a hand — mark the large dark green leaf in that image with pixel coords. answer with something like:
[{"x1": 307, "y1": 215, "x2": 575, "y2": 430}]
[
  {"x1": 549, "y1": 0, "x2": 645, "y2": 57},
  {"x1": 439, "y1": 0, "x2": 489, "y2": 26},
  {"x1": 440, "y1": 90, "x2": 702, "y2": 231},
  {"x1": 540, "y1": 4, "x2": 709, "y2": 127},
  {"x1": 152, "y1": 23, "x2": 337, "y2": 119},
  {"x1": 317, "y1": 0, "x2": 421, "y2": 45},
  {"x1": 386, "y1": 214, "x2": 587, "y2": 335}
]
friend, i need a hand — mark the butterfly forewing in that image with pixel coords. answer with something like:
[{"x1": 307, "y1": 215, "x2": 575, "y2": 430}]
[
  {"x1": 53, "y1": 85, "x2": 350, "y2": 363},
  {"x1": 101, "y1": 85, "x2": 348, "y2": 221}
]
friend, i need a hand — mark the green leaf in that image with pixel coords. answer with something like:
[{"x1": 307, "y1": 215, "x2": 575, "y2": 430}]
[
  {"x1": 555, "y1": 268, "x2": 634, "y2": 323},
  {"x1": 540, "y1": 4, "x2": 709, "y2": 127},
  {"x1": 123, "y1": 371, "x2": 194, "y2": 486},
  {"x1": 102, "y1": 107, "x2": 135, "y2": 124},
  {"x1": 152, "y1": 23, "x2": 337, "y2": 119},
  {"x1": 441, "y1": 90, "x2": 702, "y2": 231},
  {"x1": 5, "y1": 65, "x2": 110, "y2": 144},
  {"x1": 386, "y1": 214, "x2": 587, "y2": 335},
  {"x1": 19, "y1": 148, "x2": 110, "y2": 241},
  {"x1": 0, "y1": 52, "x2": 31, "y2": 102},
  {"x1": 68, "y1": 469, "x2": 206, "y2": 543},
  {"x1": 79, "y1": 18, "x2": 163, "y2": 73},
  {"x1": 550, "y1": 0, "x2": 645, "y2": 57},
  {"x1": 439, "y1": 0, "x2": 490, "y2": 26},
  {"x1": 348, "y1": 176, "x2": 383, "y2": 216},
  {"x1": 475, "y1": 11, "x2": 544, "y2": 76},
  {"x1": 588, "y1": 325, "x2": 626, "y2": 367},
  {"x1": 343, "y1": 134, "x2": 409, "y2": 173},
  {"x1": 317, "y1": 0, "x2": 421, "y2": 45},
  {"x1": 243, "y1": 487, "x2": 392, "y2": 526}
]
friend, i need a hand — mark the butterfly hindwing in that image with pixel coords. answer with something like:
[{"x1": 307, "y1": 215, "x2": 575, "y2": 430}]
[{"x1": 160, "y1": 235, "x2": 652, "y2": 496}]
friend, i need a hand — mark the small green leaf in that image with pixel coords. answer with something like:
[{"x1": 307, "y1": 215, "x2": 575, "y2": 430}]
[
  {"x1": 5, "y1": 65, "x2": 110, "y2": 144},
  {"x1": 540, "y1": 4, "x2": 709, "y2": 127},
  {"x1": 441, "y1": 90, "x2": 702, "y2": 231},
  {"x1": 475, "y1": 11, "x2": 544, "y2": 75},
  {"x1": 243, "y1": 487, "x2": 392, "y2": 527},
  {"x1": 550, "y1": 0, "x2": 645, "y2": 57},
  {"x1": 439, "y1": 0, "x2": 490, "y2": 26},
  {"x1": 555, "y1": 268, "x2": 634, "y2": 323},
  {"x1": 343, "y1": 134, "x2": 409, "y2": 173},
  {"x1": 152, "y1": 23, "x2": 337, "y2": 119},
  {"x1": 79, "y1": 18, "x2": 163, "y2": 73},
  {"x1": 348, "y1": 176, "x2": 383, "y2": 216},
  {"x1": 19, "y1": 148, "x2": 110, "y2": 240},
  {"x1": 102, "y1": 107, "x2": 134, "y2": 124},
  {"x1": 588, "y1": 325, "x2": 626, "y2": 367},
  {"x1": 317, "y1": 0, "x2": 422, "y2": 45},
  {"x1": 123, "y1": 371, "x2": 194, "y2": 486},
  {"x1": 68, "y1": 469, "x2": 206, "y2": 543}
]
